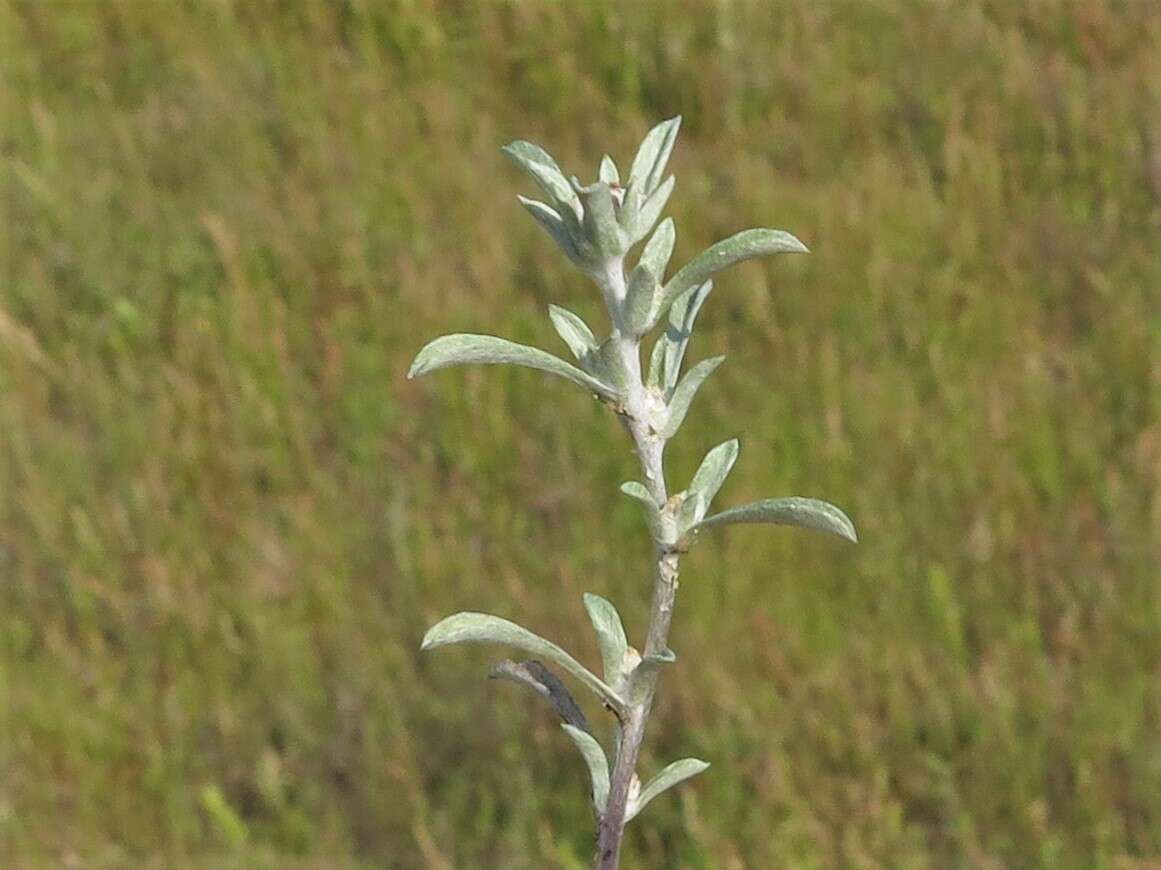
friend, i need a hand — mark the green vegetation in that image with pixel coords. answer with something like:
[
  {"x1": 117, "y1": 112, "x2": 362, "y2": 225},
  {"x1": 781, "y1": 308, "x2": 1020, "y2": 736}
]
[{"x1": 3, "y1": 1, "x2": 1158, "y2": 867}]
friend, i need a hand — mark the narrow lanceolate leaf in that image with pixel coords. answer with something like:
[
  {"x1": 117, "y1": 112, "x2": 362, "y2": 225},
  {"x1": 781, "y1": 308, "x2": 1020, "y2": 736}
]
[
  {"x1": 626, "y1": 758, "x2": 710, "y2": 822},
  {"x1": 422, "y1": 612, "x2": 627, "y2": 713},
  {"x1": 628, "y1": 174, "x2": 675, "y2": 246},
  {"x1": 657, "y1": 279, "x2": 714, "y2": 395},
  {"x1": 620, "y1": 481, "x2": 663, "y2": 541},
  {"x1": 654, "y1": 228, "x2": 808, "y2": 320},
  {"x1": 582, "y1": 593, "x2": 629, "y2": 686},
  {"x1": 598, "y1": 154, "x2": 620, "y2": 185},
  {"x1": 623, "y1": 263, "x2": 658, "y2": 336},
  {"x1": 490, "y1": 659, "x2": 590, "y2": 733},
  {"x1": 548, "y1": 305, "x2": 598, "y2": 361},
  {"x1": 578, "y1": 182, "x2": 624, "y2": 258},
  {"x1": 639, "y1": 217, "x2": 676, "y2": 278},
  {"x1": 659, "y1": 355, "x2": 725, "y2": 438},
  {"x1": 408, "y1": 334, "x2": 621, "y2": 401},
  {"x1": 627, "y1": 116, "x2": 681, "y2": 200},
  {"x1": 502, "y1": 140, "x2": 580, "y2": 217},
  {"x1": 519, "y1": 197, "x2": 583, "y2": 266},
  {"x1": 688, "y1": 438, "x2": 740, "y2": 511},
  {"x1": 561, "y1": 724, "x2": 610, "y2": 813},
  {"x1": 696, "y1": 497, "x2": 858, "y2": 543}
]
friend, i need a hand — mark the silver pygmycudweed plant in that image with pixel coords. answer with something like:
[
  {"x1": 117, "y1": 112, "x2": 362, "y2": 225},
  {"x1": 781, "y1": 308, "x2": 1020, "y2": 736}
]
[{"x1": 408, "y1": 117, "x2": 858, "y2": 869}]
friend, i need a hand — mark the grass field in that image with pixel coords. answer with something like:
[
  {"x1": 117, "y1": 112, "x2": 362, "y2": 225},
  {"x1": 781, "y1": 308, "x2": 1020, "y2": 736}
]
[{"x1": 2, "y1": 1, "x2": 1159, "y2": 867}]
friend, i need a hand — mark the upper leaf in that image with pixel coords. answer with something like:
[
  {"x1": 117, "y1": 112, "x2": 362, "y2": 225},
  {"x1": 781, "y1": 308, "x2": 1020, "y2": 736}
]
[
  {"x1": 687, "y1": 438, "x2": 740, "y2": 513},
  {"x1": 623, "y1": 263, "x2": 659, "y2": 337},
  {"x1": 620, "y1": 481, "x2": 664, "y2": 542},
  {"x1": 582, "y1": 593, "x2": 630, "y2": 687},
  {"x1": 598, "y1": 154, "x2": 620, "y2": 186},
  {"x1": 627, "y1": 117, "x2": 681, "y2": 201},
  {"x1": 502, "y1": 140, "x2": 580, "y2": 218},
  {"x1": 659, "y1": 355, "x2": 725, "y2": 438},
  {"x1": 421, "y1": 611, "x2": 627, "y2": 714},
  {"x1": 654, "y1": 228, "x2": 808, "y2": 322},
  {"x1": 695, "y1": 496, "x2": 858, "y2": 543},
  {"x1": 518, "y1": 197, "x2": 585, "y2": 266},
  {"x1": 626, "y1": 758, "x2": 710, "y2": 822},
  {"x1": 578, "y1": 181, "x2": 625, "y2": 258},
  {"x1": 408, "y1": 334, "x2": 622, "y2": 402},
  {"x1": 648, "y1": 279, "x2": 714, "y2": 396},
  {"x1": 548, "y1": 305, "x2": 599, "y2": 360},
  {"x1": 627, "y1": 174, "x2": 675, "y2": 247}
]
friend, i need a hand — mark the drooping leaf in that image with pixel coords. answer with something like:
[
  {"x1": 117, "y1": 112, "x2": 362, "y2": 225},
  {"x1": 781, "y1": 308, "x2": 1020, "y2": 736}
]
[
  {"x1": 502, "y1": 140, "x2": 580, "y2": 217},
  {"x1": 627, "y1": 117, "x2": 681, "y2": 200},
  {"x1": 598, "y1": 154, "x2": 620, "y2": 185},
  {"x1": 688, "y1": 438, "x2": 740, "y2": 511},
  {"x1": 490, "y1": 659, "x2": 590, "y2": 732},
  {"x1": 654, "y1": 228, "x2": 808, "y2": 320},
  {"x1": 421, "y1": 612, "x2": 627, "y2": 713},
  {"x1": 548, "y1": 305, "x2": 598, "y2": 360},
  {"x1": 408, "y1": 334, "x2": 621, "y2": 401},
  {"x1": 659, "y1": 355, "x2": 725, "y2": 438},
  {"x1": 620, "y1": 481, "x2": 663, "y2": 541},
  {"x1": 695, "y1": 496, "x2": 858, "y2": 543},
  {"x1": 561, "y1": 724, "x2": 610, "y2": 813},
  {"x1": 518, "y1": 197, "x2": 584, "y2": 266},
  {"x1": 626, "y1": 758, "x2": 710, "y2": 822},
  {"x1": 582, "y1": 593, "x2": 629, "y2": 687}
]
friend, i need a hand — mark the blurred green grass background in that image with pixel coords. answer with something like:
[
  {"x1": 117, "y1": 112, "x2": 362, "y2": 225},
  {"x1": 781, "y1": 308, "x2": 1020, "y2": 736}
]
[{"x1": 2, "y1": 1, "x2": 1159, "y2": 867}]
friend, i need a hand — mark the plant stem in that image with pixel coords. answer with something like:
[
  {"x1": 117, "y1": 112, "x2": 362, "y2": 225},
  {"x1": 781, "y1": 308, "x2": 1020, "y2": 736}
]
[{"x1": 595, "y1": 336, "x2": 681, "y2": 870}]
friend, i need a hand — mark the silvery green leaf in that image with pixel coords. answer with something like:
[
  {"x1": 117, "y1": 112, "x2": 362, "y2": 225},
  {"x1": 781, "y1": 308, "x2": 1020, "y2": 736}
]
[
  {"x1": 638, "y1": 217, "x2": 676, "y2": 279},
  {"x1": 548, "y1": 305, "x2": 598, "y2": 361},
  {"x1": 599, "y1": 154, "x2": 620, "y2": 185},
  {"x1": 623, "y1": 263, "x2": 658, "y2": 336},
  {"x1": 625, "y1": 758, "x2": 710, "y2": 822},
  {"x1": 582, "y1": 593, "x2": 630, "y2": 687},
  {"x1": 519, "y1": 197, "x2": 584, "y2": 266},
  {"x1": 655, "y1": 228, "x2": 808, "y2": 319},
  {"x1": 408, "y1": 334, "x2": 622, "y2": 402},
  {"x1": 628, "y1": 174, "x2": 675, "y2": 246},
  {"x1": 421, "y1": 612, "x2": 627, "y2": 714},
  {"x1": 620, "y1": 481, "x2": 663, "y2": 541},
  {"x1": 696, "y1": 497, "x2": 858, "y2": 543},
  {"x1": 675, "y1": 491, "x2": 706, "y2": 535},
  {"x1": 658, "y1": 279, "x2": 714, "y2": 395},
  {"x1": 490, "y1": 659, "x2": 590, "y2": 733},
  {"x1": 561, "y1": 724, "x2": 610, "y2": 813},
  {"x1": 502, "y1": 140, "x2": 580, "y2": 217},
  {"x1": 647, "y1": 280, "x2": 713, "y2": 394},
  {"x1": 688, "y1": 438, "x2": 740, "y2": 511},
  {"x1": 659, "y1": 355, "x2": 725, "y2": 438},
  {"x1": 578, "y1": 182, "x2": 624, "y2": 258},
  {"x1": 627, "y1": 116, "x2": 681, "y2": 200},
  {"x1": 583, "y1": 337, "x2": 632, "y2": 394}
]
